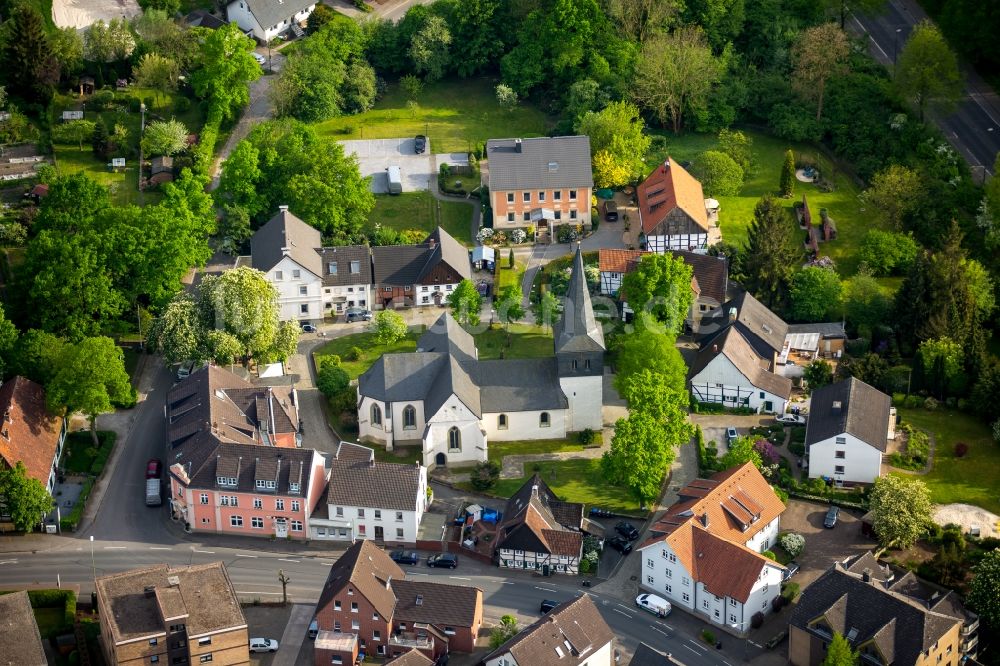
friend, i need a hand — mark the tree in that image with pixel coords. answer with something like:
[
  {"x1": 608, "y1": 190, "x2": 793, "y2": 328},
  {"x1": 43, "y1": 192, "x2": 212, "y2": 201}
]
[
  {"x1": 718, "y1": 128, "x2": 753, "y2": 175},
  {"x1": 133, "y1": 53, "x2": 180, "y2": 107},
  {"x1": 316, "y1": 358, "x2": 350, "y2": 399},
  {"x1": 52, "y1": 120, "x2": 96, "y2": 150},
  {"x1": 682, "y1": 0, "x2": 744, "y2": 49},
  {"x1": 607, "y1": 0, "x2": 681, "y2": 43},
  {"x1": 50, "y1": 26, "x2": 84, "y2": 78},
  {"x1": 370, "y1": 310, "x2": 408, "y2": 345},
  {"x1": 307, "y1": 4, "x2": 338, "y2": 33},
  {"x1": 409, "y1": 15, "x2": 452, "y2": 81},
  {"x1": 471, "y1": 460, "x2": 501, "y2": 492},
  {"x1": 0, "y1": 304, "x2": 18, "y2": 378},
  {"x1": 859, "y1": 165, "x2": 922, "y2": 230},
  {"x1": 619, "y1": 253, "x2": 694, "y2": 334},
  {"x1": 967, "y1": 550, "x2": 1000, "y2": 633},
  {"x1": 83, "y1": 18, "x2": 136, "y2": 62},
  {"x1": 148, "y1": 294, "x2": 204, "y2": 364},
  {"x1": 695, "y1": 150, "x2": 744, "y2": 196},
  {"x1": 790, "y1": 267, "x2": 842, "y2": 321},
  {"x1": 343, "y1": 61, "x2": 377, "y2": 114},
  {"x1": 780, "y1": 150, "x2": 796, "y2": 197},
  {"x1": 11, "y1": 330, "x2": 67, "y2": 386},
  {"x1": 495, "y1": 285, "x2": 525, "y2": 330},
  {"x1": 804, "y1": 359, "x2": 834, "y2": 392},
  {"x1": 142, "y1": 118, "x2": 189, "y2": 156},
  {"x1": 0, "y1": 3, "x2": 59, "y2": 103},
  {"x1": 617, "y1": 369, "x2": 690, "y2": 426},
  {"x1": 508, "y1": 248, "x2": 515, "y2": 268},
  {"x1": 631, "y1": 26, "x2": 722, "y2": 134},
  {"x1": 915, "y1": 337, "x2": 964, "y2": 398},
  {"x1": 495, "y1": 83, "x2": 519, "y2": 111},
  {"x1": 92, "y1": 118, "x2": 110, "y2": 161},
  {"x1": 823, "y1": 632, "x2": 858, "y2": 666},
  {"x1": 742, "y1": 195, "x2": 800, "y2": 309},
  {"x1": 47, "y1": 337, "x2": 133, "y2": 446},
  {"x1": 0, "y1": 462, "x2": 52, "y2": 532},
  {"x1": 614, "y1": 324, "x2": 687, "y2": 393},
  {"x1": 895, "y1": 21, "x2": 962, "y2": 121},
  {"x1": 197, "y1": 267, "x2": 291, "y2": 363},
  {"x1": 857, "y1": 230, "x2": 919, "y2": 276},
  {"x1": 533, "y1": 290, "x2": 561, "y2": 330},
  {"x1": 400, "y1": 74, "x2": 423, "y2": 101},
  {"x1": 843, "y1": 269, "x2": 892, "y2": 333},
  {"x1": 576, "y1": 101, "x2": 651, "y2": 188},
  {"x1": 603, "y1": 411, "x2": 680, "y2": 503},
  {"x1": 719, "y1": 436, "x2": 764, "y2": 471},
  {"x1": 792, "y1": 23, "x2": 850, "y2": 121},
  {"x1": 191, "y1": 23, "x2": 261, "y2": 121},
  {"x1": 449, "y1": 280, "x2": 483, "y2": 326},
  {"x1": 489, "y1": 615, "x2": 519, "y2": 649},
  {"x1": 869, "y1": 475, "x2": 933, "y2": 550}
]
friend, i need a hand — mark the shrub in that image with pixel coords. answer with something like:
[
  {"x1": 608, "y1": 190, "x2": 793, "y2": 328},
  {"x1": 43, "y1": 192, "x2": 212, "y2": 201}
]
[
  {"x1": 789, "y1": 441, "x2": 805, "y2": 456},
  {"x1": 578, "y1": 429, "x2": 596, "y2": 445},
  {"x1": 751, "y1": 612, "x2": 764, "y2": 629},
  {"x1": 701, "y1": 630, "x2": 716, "y2": 645},
  {"x1": 771, "y1": 595, "x2": 785, "y2": 612},
  {"x1": 924, "y1": 397, "x2": 939, "y2": 411},
  {"x1": 773, "y1": 486, "x2": 789, "y2": 503},
  {"x1": 317, "y1": 359, "x2": 350, "y2": 399},
  {"x1": 781, "y1": 581, "x2": 800, "y2": 601},
  {"x1": 780, "y1": 532, "x2": 806, "y2": 558},
  {"x1": 470, "y1": 460, "x2": 500, "y2": 491},
  {"x1": 954, "y1": 442, "x2": 969, "y2": 458},
  {"x1": 579, "y1": 557, "x2": 592, "y2": 573},
  {"x1": 762, "y1": 550, "x2": 777, "y2": 560},
  {"x1": 345, "y1": 346, "x2": 363, "y2": 362},
  {"x1": 695, "y1": 150, "x2": 744, "y2": 196}
]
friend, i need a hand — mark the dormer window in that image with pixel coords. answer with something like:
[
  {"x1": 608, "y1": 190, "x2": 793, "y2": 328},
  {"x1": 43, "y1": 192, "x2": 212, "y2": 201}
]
[
  {"x1": 329, "y1": 262, "x2": 337, "y2": 275},
  {"x1": 350, "y1": 260, "x2": 360, "y2": 274},
  {"x1": 217, "y1": 476, "x2": 237, "y2": 486},
  {"x1": 289, "y1": 482, "x2": 300, "y2": 493}
]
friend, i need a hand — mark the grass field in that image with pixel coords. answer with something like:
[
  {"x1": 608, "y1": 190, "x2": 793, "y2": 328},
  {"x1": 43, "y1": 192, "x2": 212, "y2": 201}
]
[
  {"x1": 314, "y1": 329, "x2": 422, "y2": 380},
  {"x1": 496, "y1": 260, "x2": 525, "y2": 290},
  {"x1": 485, "y1": 458, "x2": 641, "y2": 514},
  {"x1": 315, "y1": 78, "x2": 554, "y2": 154},
  {"x1": 62, "y1": 431, "x2": 115, "y2": 475},
  {"x1": 476, "y1": 323, "x2": 553, "y2": 360},
  {"x1": 896, "y1": 408, "x2": 999, "y2": 514},
  {"x1": 486, "y1": 436, "x2": 601, "y2": 462},
  {"x1": 370, "y1": 192, "x2": 474, "y2": 246},
  {"x1": 647, "y1": 129, "x2": 878, "y2": 276},
  {"x1": 33, "y1": 607, "x2": 66, "y2": 638}
]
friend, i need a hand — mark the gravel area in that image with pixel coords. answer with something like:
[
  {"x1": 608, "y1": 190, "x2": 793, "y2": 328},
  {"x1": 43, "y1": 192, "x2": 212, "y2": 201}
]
[
  {"x1": 52, "y1": 0, "x2": 141, "y2": 30},
  {"x1": 933, "y1": 503, "x2": 1000, "y2": 538}
]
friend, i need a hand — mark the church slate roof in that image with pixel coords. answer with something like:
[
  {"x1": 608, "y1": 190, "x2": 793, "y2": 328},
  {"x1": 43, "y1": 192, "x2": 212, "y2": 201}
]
[{"x1": 553, "y1": 246, "x2": 605, "y2": 354}]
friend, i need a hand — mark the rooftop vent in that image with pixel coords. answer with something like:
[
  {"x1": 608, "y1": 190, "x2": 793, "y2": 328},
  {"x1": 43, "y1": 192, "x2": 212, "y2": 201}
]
[
  {"x1": 415, "y1": 595, "x2": 423, "y2": 606},
  {"x1": 278, "y1": 204, "x2": 288, "y2": 212},
  {"x1": 862, "y1": 569, "x2": 871, "y2": 582},
  {"x1": 548, "y1": 161, "x2": 559, "y2": 172},
  {"x1": 514, "y1": 138, "x2": 522, "y2": 153},
  {"x1": 832, "y1": 400, "x2": 843, "y2": 413},
  {"x1": 167, "y1": 575, "x2": 180, "y2": 587}
]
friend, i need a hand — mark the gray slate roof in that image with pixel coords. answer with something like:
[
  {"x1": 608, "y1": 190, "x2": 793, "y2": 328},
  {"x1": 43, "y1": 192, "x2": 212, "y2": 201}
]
[
  {"x1": 371, "y1": 228, "x2": 471, "y2": 287},
  {"x1": 477, "y1": 359, "x2": 568, "y2": 412},
  {"x1": 789, "y1": 559, "x2": 965, "y2": 664},
  {"x1": 805, "y1": 377, "x2": 891, "y2": 451},
  {"x1": 237, "y1": 0, "x2": 315, "y2": 31},
  {"x1": 554, "y1": 246, "x2": 605, "y2": 354},
  {"x1": 250, "y1": 208, "x2": 323, "y2": 277},
  {"x1": 690, "y1": 326, "x2": 792, "y2": 399},
  {"x1": 726, "y1": 291, "x2": 788, "y2": 358},
  {"x1": 316, "y1": 245, "x2": 372, "y2": 287},
  {"x1": 325, "y1": 442, "x2": 422, "y2": 512},
  {"x1": 487, "y1": 136, "x2": 594, "y2": 192},
  {"x1": 0, "y1": 591, "x2": 46, "y2": 666},
  {"x1": 629, "y1": 643, "x2": 684, "y2": 666}
]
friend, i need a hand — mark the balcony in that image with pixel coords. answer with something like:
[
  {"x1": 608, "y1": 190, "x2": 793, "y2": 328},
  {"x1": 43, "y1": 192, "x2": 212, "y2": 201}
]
[
  {"x1": 389, "y1": 632, "x2": 433, "y2": 651},
  {"x1": 962, "y1": 618, "x2": 979, "y2": 635},
  {"x1": 962, "y1": 634, "x2": 978, "y2": 653}
]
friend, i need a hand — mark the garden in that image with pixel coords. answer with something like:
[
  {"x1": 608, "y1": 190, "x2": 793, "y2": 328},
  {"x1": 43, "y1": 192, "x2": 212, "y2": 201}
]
[{"x1": 369, "y1": 192, "x2": 474, "y2": 246}]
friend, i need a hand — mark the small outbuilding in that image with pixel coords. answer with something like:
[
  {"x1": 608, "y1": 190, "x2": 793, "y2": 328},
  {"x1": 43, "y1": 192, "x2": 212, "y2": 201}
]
[{"x1": 471, "y1": 245, "x2": 495, "y2": 271}]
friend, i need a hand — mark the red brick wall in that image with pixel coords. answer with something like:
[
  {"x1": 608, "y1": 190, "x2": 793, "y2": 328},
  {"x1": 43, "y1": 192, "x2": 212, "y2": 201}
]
[{"x1": 315, "y1": 585, "x2": 393, "y2": 658}]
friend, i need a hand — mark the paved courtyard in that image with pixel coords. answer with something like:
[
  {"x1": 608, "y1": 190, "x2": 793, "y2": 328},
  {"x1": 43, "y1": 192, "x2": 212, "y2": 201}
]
[
  {"x1": 340, "y1": 138, "x2": 468, "y2": 193},
  {"x1": 778, "y1": 499, "x2": 877, "y2": 589}
]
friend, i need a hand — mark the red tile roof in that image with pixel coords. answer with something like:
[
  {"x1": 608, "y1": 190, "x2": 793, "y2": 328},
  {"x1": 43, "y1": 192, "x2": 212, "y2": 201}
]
[
  {"x1": 637, "y1": 158, "x2": 709, "y2": 234},
  {"x1": 0, "y1": 376, "x2": 63, "y2": 486},
  {"x1": 598, "y1": 249, "x2": 648, "y2": 274}
]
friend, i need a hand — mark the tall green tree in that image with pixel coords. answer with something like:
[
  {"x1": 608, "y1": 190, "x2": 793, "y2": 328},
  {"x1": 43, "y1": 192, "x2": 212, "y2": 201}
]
[
  {"x1": 191, "y1": 23, "x2": 261, "y2": 121},
  {"x1": 790, "y1": 267, "x2": 842, "y2": 321},
  {"x1": 1, "y1": 3, "x2": 59, "y2": 102},
  {"x1": 533, "y1": 290, "x2": 561, "y2": 330},
  {"x1": 83, "y1": 18, "x2": 136, "y2": 63},
  {"x1": 780, "y1": 150, "x2": 796, "y2": 197},
  {"x1": 607, "y1": 0, "x2": 682, "y2": 43},
  {"x1": 11, "y1": 330, "x2": 67, "y2": 386},
  {"x1": 434, "y1": 0, "x2": 510, "y2": 78},
  {"x1": 133, "y1": 53, "x2": 180, "y2": 107},
  {"x1": 719, "y1": 435, "x2": 764, "y2": 471},
  {"x1": 895, "y1": 21, "x2": 962, "y2": 121},
  {"x1": 47, "y1": 337, "x2": 133, "y2": 446},
  {"x1": 681, "y1": 0, "x2": 745, "y2": 49},
  {"x1": 741, "y1": 194, "x2": 800, "y2": 309},
  {"x1": 967, "y1": 550, "x2": 1000, "y2": 634},
  {"x1": 409, "y1": 15, "x2": 452, "y2": 81},
  {"x1": 617, "y1": 369, "x2": 689, "y2": 424},
  {"x1": 602, "y1": 411, "x2": 683, "y2": 503},
  {"x1": 148, "y1": 294, "x2": 204, "y2": 365},
  {"x1": 620, "y1": 253, "x2": 694, "y2": 334},
  {"x1": 0, "y1": 462, "x2": 52, "y2": 532},
  {"x1": 142, "y1": 118, "x2": 189, "y2": 156},
  {"x1": 804, "y1": 359, "x2": 834, "y2": 392},
  {"x1": 576, "y1": 101, "x2": 651, "y2": 188},
  {"x1": 448, "y1": 279, "x2": 483, "y2": 326},
  {"x1": 859, "y1": 165, "x2": 922, "y2": 231},
  {"x1": 495, "y1": 285, "x2": 525, "y2": 330},
  {"x1": 489, "y1": 615, "x2": 519, "y2": 650},
  {"x1": 614, "y1": 322, "x2": 688, "y2": 393},
  {"x1": 842, "y1": 269, "x2": 892, "y2": 334},
  {"x1": 792, "y1": 23, "x2": 850, "y2": 121},
  {"x1": 822, "y1": 631, "x2": 858, "y2": 666},
  {"x1": 869, "y1": 475, "x2": 933, "y2": 550},
  {"x1": 370, "y1": 310, "x2": 408, "y2": 345}
]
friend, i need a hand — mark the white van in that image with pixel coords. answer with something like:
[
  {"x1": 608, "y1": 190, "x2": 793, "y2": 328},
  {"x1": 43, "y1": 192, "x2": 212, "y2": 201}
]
[
  {"x1": 386, "y1": 165, "x2": 402, "y2": 194},
  {"x1": 635, "y1": 593, "x2": 671, "y2": 617},
  {"x1": 175, "y1": 361, "x2": 195, "y2": 380}
]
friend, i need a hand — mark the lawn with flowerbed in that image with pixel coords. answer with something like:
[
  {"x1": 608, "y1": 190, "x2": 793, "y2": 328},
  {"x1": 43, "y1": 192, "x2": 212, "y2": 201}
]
[{"x1": 369, "y1": 192, "x2": 473, "y2": 246}]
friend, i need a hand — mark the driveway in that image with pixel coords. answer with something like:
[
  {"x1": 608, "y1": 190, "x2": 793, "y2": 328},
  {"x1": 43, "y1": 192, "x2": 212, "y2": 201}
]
[
  {"x1": 340, "y1": 138, "x2": 467, "y2": 193},
  {"x1": 779, "y1": 499, "x2": 877, "y2": 589}
]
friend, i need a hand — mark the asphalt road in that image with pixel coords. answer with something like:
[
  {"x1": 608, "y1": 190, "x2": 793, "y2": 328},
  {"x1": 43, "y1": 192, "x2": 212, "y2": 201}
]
[
  {"x1": 850, "y1": 0, "x2": 1000, "y2": 176},
  {"x1": 0, "y1": 541, "x2": 749, "y2": 665}
]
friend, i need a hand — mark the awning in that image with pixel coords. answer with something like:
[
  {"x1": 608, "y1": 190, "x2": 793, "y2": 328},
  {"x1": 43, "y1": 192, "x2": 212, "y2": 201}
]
[{"x1": 472, "y1": 246, "x2": 495, "y2": 263}]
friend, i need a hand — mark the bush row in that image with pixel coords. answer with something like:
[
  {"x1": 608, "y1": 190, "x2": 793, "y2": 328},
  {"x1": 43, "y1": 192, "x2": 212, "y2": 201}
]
[{"x1": 60, "y1": 478, "x2": 94, "y2": 532}]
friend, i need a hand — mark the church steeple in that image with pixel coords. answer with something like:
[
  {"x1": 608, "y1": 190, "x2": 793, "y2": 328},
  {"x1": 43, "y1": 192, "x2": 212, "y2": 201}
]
[{"x1": 553, "y1": 244, "x2": 605, "y2": 354}]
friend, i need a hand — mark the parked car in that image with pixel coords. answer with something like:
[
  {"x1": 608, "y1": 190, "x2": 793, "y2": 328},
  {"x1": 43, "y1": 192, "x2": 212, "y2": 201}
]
[
  {"x1": 539, "y1": 599, "x2": 559, "y2": 613},
  {"x1": 390, "y1": 550, "x2": 420, "y2": 566},
  {"x1": 635, "y1": 593, "x2": 671, "y2": 618},
  {"x1": 251, "y1": 52, "x2": 266, "y2": 66},
  {"x1": 607, "y1": 536, "x2": 633, "y2": 554},
  {"x1": 604, "y1": 200, "x2": 619, "y2": 221},
  {"x1": 145, "y1": 458, "x2": 162, "y2": 479},
  {"x1": 726, "y1": 426, "x2": 739, "y2": 443},
  {"x1": 300, "y1": 322, "x2": 317, "y2": 333},
  {"x1": 414, "y1": 134, "x2": 427, "y2": 154},
  {"x1": 824, "y1": 505, "x2": 840, "y2": 528},
  {"x1": 175, "y1": 360, "x2": 195, "y2": 380},
  {"x1": 345, "y1": 307, "x2": 372, "y2": 322},
  {"x1": 783, "y1": 561, "x2": 800, "y2": 581},
  {"x1": 776, "y1": 413, "x2": 806, "y2": 425},
  {"x1": 615, "y1": 521, "x2": 639, "y2": 540},
  {"x1": 308, "y1": 619, "x2": 318, "y2": 639},
  {"x1": 427, "y1": 553, "x2": 458, "y2": 569},
  {"x1": 249, "y1": 638, "x2": 279, "y2": 653}
]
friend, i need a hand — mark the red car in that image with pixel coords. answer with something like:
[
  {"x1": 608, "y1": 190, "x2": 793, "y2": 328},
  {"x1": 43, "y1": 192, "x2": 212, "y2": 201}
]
[{"x1": 146, "y1": 458, "x2": 162, "y2": 479}]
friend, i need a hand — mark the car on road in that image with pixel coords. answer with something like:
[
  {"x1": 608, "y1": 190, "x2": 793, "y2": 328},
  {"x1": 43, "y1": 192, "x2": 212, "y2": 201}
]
[
  {"x1": 776, "y1": 413, "x2": 806, "y2": 425},
  {"x1": 300, "y1": 322, "x2": 317, "y2": 333},
  {"x1": 414, "y1": 134, "x2": 427, "y2": 154},
  {"x1": 635, "y1": 593, "x2": 671, "y2": 618},
  {"x1": 145, "y1": 458, "x2": 162, "y2": 479},
  {"x1": 607, "y1": 536, "x2": 632, "y2": 554},
  {"x1": 345, "y1": 307, "x2": 372, "y2": 322},
  {"x1": 615, "y1": 521, "x2": 639, "y2": 540},
  {"x1": 726, "y1": 426, "x2": 739, "y2": 443},
  {"x1": 427, "y1": 553, "x2": 458, "y2": 569},
  {"x1": 251, "y1": 52, "x2": 266, "y2": 66},
  {"x1": 604, "y1": 200, "x2": 618, "y2": 221},
  {"x1": 783, "y1": 561, "x2": 800, "y2": 581},
  {"x1": 540, "y1": 599, "x2": 559, "y2": 613},
  {"x1": 824, "y1": 505, "x2": 840, "y2": 528},
  {"x1": 391, "y1": 550, "x2": 420, "y2": 566},
  {"x1": 249, "y1": 638, "x2": 279, "y2": 653}
]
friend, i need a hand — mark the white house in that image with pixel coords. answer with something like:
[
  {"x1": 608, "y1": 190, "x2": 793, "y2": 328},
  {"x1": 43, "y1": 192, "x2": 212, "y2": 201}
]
[
  {"x1": 689, "y1": 326, "x2": 792, "y2": 414},
  {"x1": 316, "y1": 245, "x2": 373, "y2": 317},
  {"x1": 482, "y1": 595, "x2": 615, "y2": 666},
  {"x1": 309, "y1": 442, "x2": 428, "y2": 544},
  {"x1": 637, "y1": 463, "x2": 786, "y2": 633},
  {"x1": 358, "y1": 247, "x2": 604, "y2": 468},
  {"x1": 637, "y1": 158, "x2": 720, "y2": 252},
  {"x1": 226, "y1": 0, "x2": 315, "y2": 42},
  {"x1": 806, "y1": 377, "x2": 895, "y2": 484}
]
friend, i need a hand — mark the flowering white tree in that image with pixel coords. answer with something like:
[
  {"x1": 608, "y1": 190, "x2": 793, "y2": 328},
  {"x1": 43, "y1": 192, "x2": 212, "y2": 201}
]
[{"x1": 780, "y1": 532, "x2": 805, "y2": 558}]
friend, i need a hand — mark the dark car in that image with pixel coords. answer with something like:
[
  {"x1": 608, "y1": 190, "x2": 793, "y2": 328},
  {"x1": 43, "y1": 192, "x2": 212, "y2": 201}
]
[
  {"x1": 300, "y1": 322, "x2": 317, "y2": 333},
  {"x1": 427, "y1": 553, "x2": 458, "y2": 569},
  {"x1": 390, "y1": 550, "x2": 420, "y2": 566},
  {"x1": 783, "y1": 561, "x2": 800, "y2": 581},
  {"x1": 616, "y1": 521, "x2": 639, "y2": 541},
  {"x1": 604, "y1": 200, "x2": 619, "y2": 221},
  {"x1": 607, "y1": 536, "x2": 633, "y2": 554},
  {"x1": 345, "y1": 307, "x2": 372, "y2": 322},
  {"x1": 540, "y1": 599, "x2": 559, "y2": 613},
  {"x1": 414, "y1": 135, "x2": 427, "y2": 154},
  {"x1": 824, "y1": 505, "x2": 840, "y2": 528},
  {"x1": 146, "y1": 458, "x2": 162, "y2": 479}
]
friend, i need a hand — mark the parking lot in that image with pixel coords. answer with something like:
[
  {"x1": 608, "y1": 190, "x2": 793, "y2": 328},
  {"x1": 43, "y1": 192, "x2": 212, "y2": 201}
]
[
  {"x1": 779, "y1": 499, "x2": 877, "y2": 588},
  {"x1": 339, "y1": 138, "x2": 470, "y2": 194}
]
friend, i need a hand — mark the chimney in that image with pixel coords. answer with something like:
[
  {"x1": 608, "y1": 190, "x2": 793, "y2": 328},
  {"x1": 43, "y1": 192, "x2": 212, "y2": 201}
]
[
  {"x1": 144, "y1": 586, "x2": 156, "y2": 598},
  {"x1": 428, "y1": 237, "x2": 437, "y2": 249},
  {"x1": 514, "y1": 138, "x2": 522, "y2": 153},
  {"x1": 279, "y1": 204, "x2": 289, "y2": 212},
  {"x1": 832, "y1": 400, "x2": 843, "y2": 413},
  {"x1": 728, "y1": 307, "x2": 737, "y2": 323},
  {"x1": 862, "y1": 569, "x2": 871, "y2": 583},
  {"x1": 700, "y1": 512, "x2": 710, "y2": 528},
  {"x1": 662, "y1": 158, "x2": 670, "y2": 173},
  {"x1": 531, "y1": 484, "x2": 539, "y2": 497},
  {"x1": 712, "y1": 344, "x2": 718, "y2": 353}
]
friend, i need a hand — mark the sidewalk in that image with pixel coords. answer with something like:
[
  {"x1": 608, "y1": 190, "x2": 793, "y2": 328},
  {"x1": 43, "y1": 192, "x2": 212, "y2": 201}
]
[{"x1": 272, "y1": 604, "x2": 314, "y2": 666}]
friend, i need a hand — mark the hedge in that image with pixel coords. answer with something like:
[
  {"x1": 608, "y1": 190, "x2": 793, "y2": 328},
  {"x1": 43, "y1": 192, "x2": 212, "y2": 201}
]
[
  {"x1": 28, "y1": 589, "x2": 76, "y2": 631},
  {"x1": 60, "y1": 478, "x2": 94, "y2": 532}
]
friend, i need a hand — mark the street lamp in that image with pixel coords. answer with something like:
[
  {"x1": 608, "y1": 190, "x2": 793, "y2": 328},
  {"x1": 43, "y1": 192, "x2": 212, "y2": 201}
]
[
  {"x1": 89, "y1": 535, "x2": 96, "y2": 583},
  {"x1": 893, "y1": 28, "x2": 903, "y2": 74}
]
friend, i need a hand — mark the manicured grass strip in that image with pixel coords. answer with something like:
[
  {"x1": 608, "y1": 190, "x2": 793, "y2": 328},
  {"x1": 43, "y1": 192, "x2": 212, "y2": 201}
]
[
  {"x1": 475, "y1": 323, "x2": 553, "y2": 360},
  {"x1": 487, "y1": 438, "x2": 590, "y2": 463},
  {"x1": 480, "y1": 458, "x2": 641, "y2": 514},
  {"x1": 496, "y1": 260, "x2": 525, "y2": 291},
  {"x1": 369, "y1": 192, "x2": 474, "y2": 246},
  {"x1": 314, "y1": 330, "x2": 422, "y2": 380}
]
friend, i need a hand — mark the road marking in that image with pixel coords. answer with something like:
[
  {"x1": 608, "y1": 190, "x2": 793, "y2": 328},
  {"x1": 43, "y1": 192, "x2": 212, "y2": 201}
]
[
  {"x1": 651, "y1": 626, "x2": 668, "y2": 636},
  {"x1": 235, "y1": 554, "x2": 257, "y2": 558},
  {"x1": 688, "y1": 640, "x2": 707, "y2": 652},
  {"x1": 535, "y1": 586, "x2": 557, "y2": 592},
  {"x1": 612, "y1": 609, "x2": 633, "y2": 618},
  {"x1": 149, "y1": 547, "x2": 171, "y2": 551},
  {"x1": 749, "y1": 641, "x2": 763, "y2": 648},
  {"x1": 278, "y1": 558, "x2": 299, "y2": 563},
  {"x1": 192, "y1": 549, "x2": 215, "y2": 554},
  {"x1": 236, "y1": 591, "x2": 282, "y2": 595},
  {"x1": 103, "y1": 546, "x2": 126, "y2": 550},
  {"x1": 724, "y1": 661, "x2": 734, "y2": 666},
  {"x1": 616, "y1": 603, "x2": 632, "y2": 611},
  {"x1": 449, "y1": 576, "x2": 471, "y2": 580},
  {"x1": 503, "y1": 582, "x2": 515, "y2": 585},
  {"x1": 656, "y1": 621, "x2": 674, "y2": 630},
  {"x1": 683, "y1": 645, "x2": 700, "y2": 656},
  {"x1": 0, "y1": 560, "x2": 17, "y2": 565}
]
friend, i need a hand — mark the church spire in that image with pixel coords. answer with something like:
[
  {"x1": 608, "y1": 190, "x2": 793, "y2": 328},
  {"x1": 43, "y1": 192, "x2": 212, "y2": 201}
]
[{"x1": 553, "y1": 244, "x2": 605, "y2": 353}]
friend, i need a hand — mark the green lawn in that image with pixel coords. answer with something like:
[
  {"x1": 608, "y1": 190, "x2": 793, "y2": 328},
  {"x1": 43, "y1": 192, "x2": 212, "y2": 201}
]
[
  {"x1": 646, "y1": 129, "x2": 878, "y2": 277},
  {"x1": 476, "y1": 323, "x2": 553, "y2": 360},
  {"x1": 313, "y1": 329, "x2": 422, "y2": 379},
  {"x1": 487, "y1": 459, "x2": 641, "y2": 514},
  {"x1": 62, "y1": 431, "x2": 115, "y2": 475},
  {"x1": 33, "y1": 607, "x2": 66, "y2": 638},
  {"x1": 370, "y1": 192, "x2": 474, "y2": 246},
  {"x1": 496, "y1": 260, "x2": 525, "y2": 290},
  {"x1": 896, "y1": 408, "x2": 999, "y2": 514},
  {"x1": 315, "y1": 78, "x2": 554, "y2": 154},
  {"x1": 487, "y1": 436, "x2": 601, "y2": 462},
  {"x1": 53, "y1": 147, "x2": 151, "y2": 207}
]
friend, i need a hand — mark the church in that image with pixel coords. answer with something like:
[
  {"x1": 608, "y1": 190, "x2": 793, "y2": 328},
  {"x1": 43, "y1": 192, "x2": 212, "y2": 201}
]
[{"x1": 356, "y1": 247, "x2": 605, "y2": 468}]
